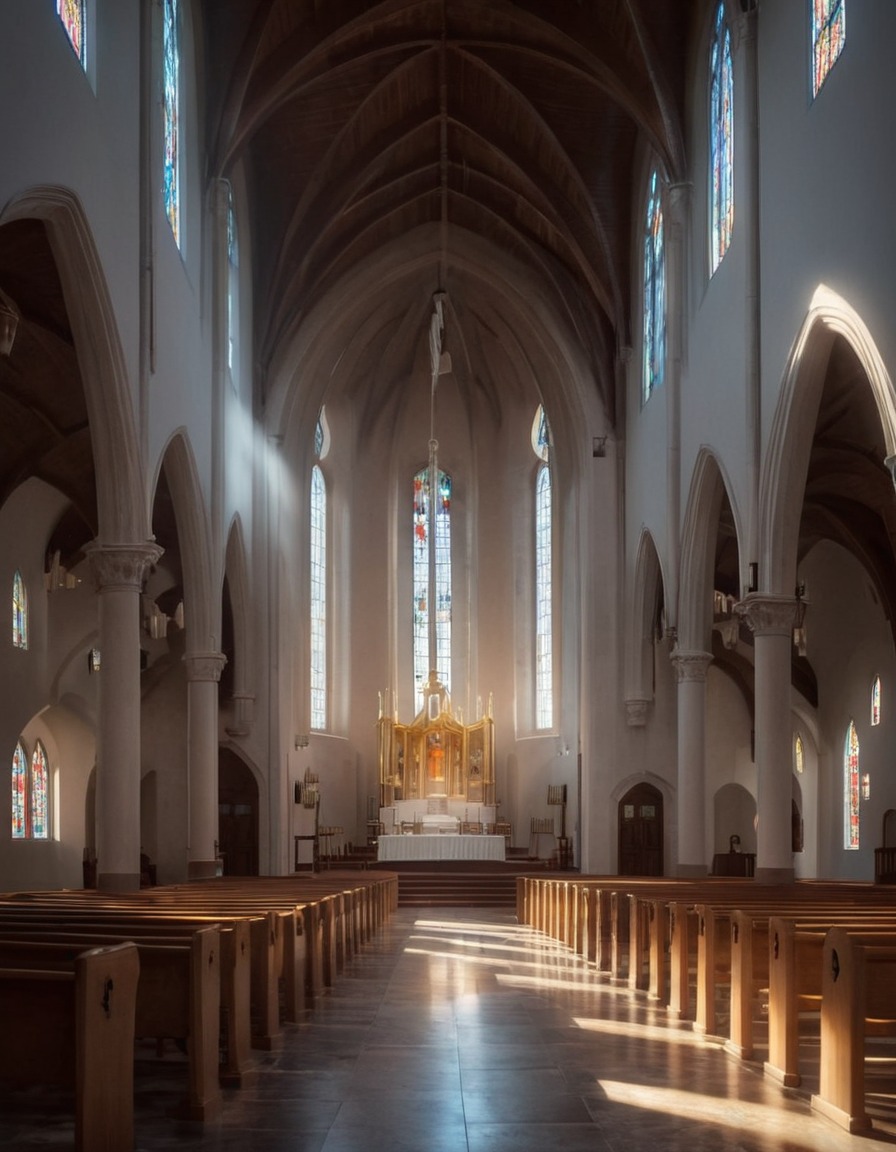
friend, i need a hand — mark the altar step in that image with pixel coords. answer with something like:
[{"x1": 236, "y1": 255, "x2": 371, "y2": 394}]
[{"x1": 390, "y1": 870, "x2": 520, "y2": 908}]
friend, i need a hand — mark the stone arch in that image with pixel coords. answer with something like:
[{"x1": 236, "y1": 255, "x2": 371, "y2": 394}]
[
  {"x1": 152, "y1": 431, "x2": 217, "y2": 653},
  {"x1": 761, "y1": 285, "x2": 896, "y2": 594},
  {"x1": 222, "y1": 515, "x2": 254, "y2": 735},
  {"x1": 678, "y1": 448, "x2": 744, "y2": 652},
  {"x1": 0, "y1": 186, "x2": 147, "y2": 543},
  {"x1": 625, "y1": 528, "x2": 666, "y2": 722}
]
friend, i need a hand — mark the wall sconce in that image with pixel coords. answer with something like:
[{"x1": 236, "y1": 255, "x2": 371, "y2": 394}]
[
  {"x1": 0, "y1": 291, "x2": 20, "y2": 357},
  {"x1": 592, "y1": 435, "x2": 608, "y2": 458},
  {"x1": 792, "y1": 581, "x2": 808, "y2": 656},
  {"x1": 87, "y1": 647, "x2": 101, "y2": 674},
  {"x1": 294, "y1": 734, "x2": 309, "y2": 750}
]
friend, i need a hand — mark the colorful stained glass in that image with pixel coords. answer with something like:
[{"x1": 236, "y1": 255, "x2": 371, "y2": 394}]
[
  {"x1": 163, "y1": 0, "x2": 181, "y2": 246},
  {"x1": 643, "y1": 167, "x2": 666, "y2": 403},
  {"x1": 57, "y1": 0, "x2": 85, "y2": 64},
  {"x1": 11, "y1": 742, "x2": 26, "y2": 838},
  {"x1": 310, "y1": 464, "x2": 326, "y2": 730},
  {"x1": 709, "y1": 2, "x2": 733, "y2": 275},
  {"x1": 871, "y1": 675, "x2": 881, "y2": 726},
  {"x1": 813, "y1": 0, "x2": 845, "y2": 98},
  {"x1": 413, "y1": 467, "x2": 451, "y2": 705},
  {"x1": 12, "y1": 570, "x2": 27, "y2": 650},
  {"x1": 844, "y1": 719, "x2": 859, "y2": 850},
  {"x1": 30, "y1": 743, "x2": 49, "y2": 840},
  {"x1": 227, "y1": 187, "x2": 238, "y2": 373}
]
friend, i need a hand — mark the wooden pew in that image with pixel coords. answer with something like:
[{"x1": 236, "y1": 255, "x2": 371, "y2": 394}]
[
  {"x1": 810, "y1": 926, "x2": 896, "y2": 1133},
  {"x1": 0, "y1": 905, "x2": 256, "y2": 1079},
  {"x1": 0, "y1": 941, "x2": 139, "y2": 1152},
  {"x1": 0, "y1": 926, "x2": 221, "y2": 1122}
]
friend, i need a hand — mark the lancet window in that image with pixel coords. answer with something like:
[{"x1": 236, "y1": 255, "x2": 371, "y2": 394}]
[
  {"x1": 709, "y1": 2, "x2": 733, "y2": 275},
  {"x1": 812, "y1": 0, "x2": 845, "y2": 98}
]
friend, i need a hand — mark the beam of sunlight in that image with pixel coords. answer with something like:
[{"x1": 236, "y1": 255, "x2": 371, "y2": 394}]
[
  {"x1": 572, "y1": 1016, "x2": 722, "y2": 1045},
  {"x1": 404, "y1": 945, "x2": 581, "y2": 975},
  {"x1": 408, "y1": 932, "x2": 575, "y2": 960},
  {"x1": 495, "y1": 972, "x2": 634, "y2": 996},
  {"x1": 597, "y1": 1079, "x2": 804, "y2": 1133}
]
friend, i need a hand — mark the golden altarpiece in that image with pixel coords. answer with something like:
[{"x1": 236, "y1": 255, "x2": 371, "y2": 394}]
[{"x1": 377, "y1": 672, "x2": 495, "y2": 822}]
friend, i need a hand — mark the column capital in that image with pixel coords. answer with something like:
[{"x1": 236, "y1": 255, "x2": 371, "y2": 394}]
[
  {"x1": 670, "y1": 649, "x2": 713, "y2": 684},
  {"x1": 86, "y1": 541, "x2": 163, "y2": 591},
  {"x1": 735, "y1": 593, "x2": 795, "y2": 637},
  {"x1": 625, "y1": 698, "x2": 650, "y2": 727},
  {"x1": 184, "y1": 651, "x2": 227, "y2": 683}
]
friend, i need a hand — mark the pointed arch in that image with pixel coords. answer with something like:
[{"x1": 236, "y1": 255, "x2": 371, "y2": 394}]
[
  {"x1": 761, "y1": 285, "x2": 896, "y2": 594},
  {"x1": 0, "y1": 186, "x2": 148, "y2": 544},
  {"x1": 625, "y1": 529, "x2": 666, "y2": 714},
  {"x1": 678, "y1": 449, "x2": 744, "y2": 652},
  {"x1": 153, "y1": 432, "x2": 216, "y2": 652}
]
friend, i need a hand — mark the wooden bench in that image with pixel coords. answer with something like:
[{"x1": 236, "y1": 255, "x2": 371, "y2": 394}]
[
  {"x1": 810, "y1": 926, "x2": 896, "y2": 1132},
  {"x1": 0, "y1": 941, "x2": 139, "y2": 1152},
  {"x1": 0, "y1": 925, "x2": 221, "y2": 1122}
]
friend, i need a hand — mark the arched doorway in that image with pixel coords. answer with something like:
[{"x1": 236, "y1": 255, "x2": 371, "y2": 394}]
[
  {"x1": 618, "y1": 782, "x2": 664, "y2": 875},
  {"x1": 218, "y1": 750, "x2": 259, "y2": 876}
]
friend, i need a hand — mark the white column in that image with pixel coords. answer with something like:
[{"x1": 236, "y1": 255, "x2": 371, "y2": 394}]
[
  {"x1": 738, "y1": 594, "x2": 796, "y2": 883},
  {"x1": 671, "y1": 650, "x2": 713, "y2": 876},
  {"x1": 185, "y1": 652, "x2": 227, "y2": 880},
  {"x1": 87, "y1": 542, "x2": 163, "y2": 892}
]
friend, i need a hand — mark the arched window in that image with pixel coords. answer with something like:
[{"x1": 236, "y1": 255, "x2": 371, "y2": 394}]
[
  {"x1": 709, "y1": 2, "x2": 733, "y2": 275},
  {"x1": 57, "y1": 0, "x2": 85, "y2": 65},
  {"x1": 794, "y1": 732, "x2": 804, "y2": 775},
  {"x1": 30, "y1": 743, "x2": 49, "y2": 840},
  {"x1": 310, "y1": 459, "x2": 327, "y2": 731},
  {"x1": 10, "y1": 741, "x2": 27, "y2": 839},
  {"x1": 844, "y1": 719, "x2": 859, "y2": 850},
  {"x1": 533, "y1": 406, "x2": 552, "y2": 730},
  {"x1": 162, "y1": 0, "x2": 181, "y2": 246},
  {"x1": 871, "y1": 675, "x2": 881, "y2": 726},
  {"x1": 12, "y1": 570, "x2": 27, "y2": 650},
  {"x1": 413, "y1": 466, "x2": 452, "y2": 706},
  {"x1": 812, "y1": 0, "x2": 845, "y2": 98},
  {"x1": 227, "y1": 185, "x2": 239, "y2": 379},
  {"x1": 643, "y1": 167, "x2": 666, "y2": 404},
  {"x1": 11, "y1": 740, "x2": 49, "y2": 841}
]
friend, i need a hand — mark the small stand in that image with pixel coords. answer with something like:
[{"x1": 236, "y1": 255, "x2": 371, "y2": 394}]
[
  {"x1": 548, "y1": 784, "x2": 572, "y2": 870},
  {"x1": 294, "y1": 768, "x2": 320, "y2": 873}
]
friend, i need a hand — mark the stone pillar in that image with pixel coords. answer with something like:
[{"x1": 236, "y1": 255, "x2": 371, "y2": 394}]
[
  {"x1": 87, "y1": 542, "x2": 163, "y2": 892},
  {"x1": 671, "y1": 650, "x2": 713, "y2": 876},
  {"x1": 184, "y1": 651, "x2": 227, "y2": 880},
  {"x1": 737, "y1": 595, "x2": 796, "y2": 883}
]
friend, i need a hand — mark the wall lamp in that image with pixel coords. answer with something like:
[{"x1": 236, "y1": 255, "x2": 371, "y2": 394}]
[{"x1": 294, "y1": 734, "x2": 309, "y2": 750}]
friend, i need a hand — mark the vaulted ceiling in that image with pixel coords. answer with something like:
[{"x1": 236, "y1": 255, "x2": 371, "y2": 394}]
[{"x1": 202, "y1": 0, "x2": 693, "y2": 425}]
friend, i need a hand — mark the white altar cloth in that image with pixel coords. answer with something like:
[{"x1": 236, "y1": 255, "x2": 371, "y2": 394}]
[{"x1": 377, "y1": 834, "x2": 506, "y2": 862}]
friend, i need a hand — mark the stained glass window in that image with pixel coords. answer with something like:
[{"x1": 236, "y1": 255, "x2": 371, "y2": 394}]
[
  {"x1": 413, "y1": 466, "x2": 452, "y2": 705},
  {"x1": 30, "y1": 743, "x2": 49, "y2": 841},
  {"x1": 812, "y1": 0, "x2": 845, "y2": 98},
  {"x1": 13, "y1": 570, "x2": 27, "y2": 650},
  {"x1": 310, "y1": 461, "x2": 327, "y2": 731},
  {"x1": 163, "y1": 0, "x2": 181, "y2": 247},
  {"x1": 57, "y1": 0, "x2": 85, "y2": 65},
  {"x1": 11, "y1": 740, "x2": 48, "y2": 841},
  {"x1": 227, "y1": 187, "x2": 238, "y2": 373},
  {"x1": 709, "y1": 2, "x2": 733, "y2": 275},
  {"x1": 844, "y1": 719, "x2": 859, "y2": 850},
  {"x1": 871, "y1": 675, "x2": 881, "y2": 726},
  {"x1": 643, "y1": 167, "x2": 666, "y2": 403},
  {"x1": 794, "y1": 732, "x2": 804, "y2": 774},
  {"x1": 11, "y1": 742, "x2": 26, "y2": 839},
  {"x1": 534, "y1": 406, "x2": 553, "y2": 730}
]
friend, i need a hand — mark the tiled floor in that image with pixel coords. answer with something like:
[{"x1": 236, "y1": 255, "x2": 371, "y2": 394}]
[{"x1": 3, "y1": 906, "x2": 896, "y2": 1151}]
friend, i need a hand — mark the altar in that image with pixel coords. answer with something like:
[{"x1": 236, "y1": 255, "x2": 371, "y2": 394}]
[{"x1": 377, "y1": 833, "x2": 506, "y2": 862}]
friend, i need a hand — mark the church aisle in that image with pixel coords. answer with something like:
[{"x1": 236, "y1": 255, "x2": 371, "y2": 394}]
[
  {"x1": 138, "y1": 907, "x2": 896, "y2": 1152},
  {"x1": 4, "y1": 906, "x2": 895, "y2": 1151}
]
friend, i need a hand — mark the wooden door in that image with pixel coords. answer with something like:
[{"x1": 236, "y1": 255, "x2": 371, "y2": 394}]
[
  {"x1": 218, "y1": 750, "x2": 259, "y2": 876},
  {"x1": 618, "y1": 783, "x2": 664, "y2": 876}
]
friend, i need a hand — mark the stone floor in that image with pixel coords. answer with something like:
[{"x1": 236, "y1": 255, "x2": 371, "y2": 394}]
[{"x1": 3, "y1": 906, "x2": 896, "y2": 1151}]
